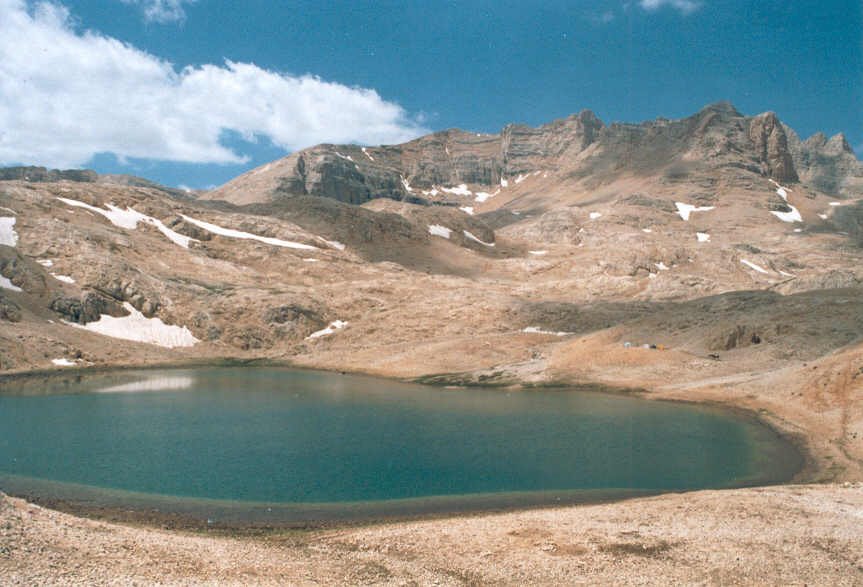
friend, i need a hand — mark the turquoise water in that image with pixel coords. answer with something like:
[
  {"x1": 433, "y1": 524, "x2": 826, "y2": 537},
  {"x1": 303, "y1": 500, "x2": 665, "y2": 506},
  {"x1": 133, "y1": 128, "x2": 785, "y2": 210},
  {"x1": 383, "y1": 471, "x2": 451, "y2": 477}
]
[{"x1": 0, "y1": 368, "x2": 800, "y2": 520}]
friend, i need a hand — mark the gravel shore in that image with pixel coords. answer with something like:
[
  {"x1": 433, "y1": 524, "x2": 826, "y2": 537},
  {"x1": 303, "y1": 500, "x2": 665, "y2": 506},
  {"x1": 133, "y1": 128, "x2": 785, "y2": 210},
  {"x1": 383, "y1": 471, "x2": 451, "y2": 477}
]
[{"x1": 2, "y1": 484, "x2": 862, "y2": 585}]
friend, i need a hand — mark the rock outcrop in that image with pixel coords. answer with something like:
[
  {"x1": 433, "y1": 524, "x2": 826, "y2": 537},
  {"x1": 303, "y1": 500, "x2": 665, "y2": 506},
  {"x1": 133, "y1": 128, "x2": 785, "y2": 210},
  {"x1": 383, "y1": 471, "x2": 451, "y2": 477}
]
[
  {"x1": 50, "y1": 293, "x2": 127, "y2": 324},
  {"x1": 205, "y1": 102, "x2": 863, "y2": 208},
  {"x1": 0, "y1": 293, "x2": 21, "y2": 322},
  {"x1": 748, "y1": 112, "x2": 799, "y2": 183}
]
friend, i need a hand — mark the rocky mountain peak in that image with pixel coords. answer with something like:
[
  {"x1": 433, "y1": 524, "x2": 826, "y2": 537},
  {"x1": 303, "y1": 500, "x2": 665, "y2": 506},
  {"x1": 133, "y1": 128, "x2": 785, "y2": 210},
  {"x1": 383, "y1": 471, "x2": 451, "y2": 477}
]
[
  {"x1": 804, "y1": 131, "x2": 828, "y2": 149},
  {"x1": 825, "y1": 132, "x2": 854, "y2": 155},
  {"x1": 699, "y1": 100, "x2": 742, "y2": 117},
  {"x1": 786, "y1": 130, "x2": 863, "y2": 197}
]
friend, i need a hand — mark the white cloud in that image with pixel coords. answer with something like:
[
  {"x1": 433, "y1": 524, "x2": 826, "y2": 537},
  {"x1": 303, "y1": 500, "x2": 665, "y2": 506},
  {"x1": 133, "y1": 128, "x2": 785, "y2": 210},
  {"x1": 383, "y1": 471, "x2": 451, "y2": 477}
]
[
  {"x1": 639, "y1": 0, "x2": 702, "y2": 14},
  {"x1": 120, "y1": 0, "x2": 195, "y2": 24},
  {"x1": 0, "y1": 0, "x2": 429, "y2": 169}
]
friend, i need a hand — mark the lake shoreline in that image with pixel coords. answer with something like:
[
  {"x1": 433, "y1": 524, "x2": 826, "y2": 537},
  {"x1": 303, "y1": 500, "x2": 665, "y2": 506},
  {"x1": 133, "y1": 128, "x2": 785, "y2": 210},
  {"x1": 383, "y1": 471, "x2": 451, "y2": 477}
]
[{"x1": 0, "y1": 361, "x2": 809, "y2": 533}]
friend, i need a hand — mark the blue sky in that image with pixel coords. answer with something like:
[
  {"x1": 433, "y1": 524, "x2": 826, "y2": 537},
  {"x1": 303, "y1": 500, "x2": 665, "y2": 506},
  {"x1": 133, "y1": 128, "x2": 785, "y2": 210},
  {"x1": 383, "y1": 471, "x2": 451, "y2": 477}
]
[{"x1": 1, "y1": 0, "x2": 860, "y2": 188}]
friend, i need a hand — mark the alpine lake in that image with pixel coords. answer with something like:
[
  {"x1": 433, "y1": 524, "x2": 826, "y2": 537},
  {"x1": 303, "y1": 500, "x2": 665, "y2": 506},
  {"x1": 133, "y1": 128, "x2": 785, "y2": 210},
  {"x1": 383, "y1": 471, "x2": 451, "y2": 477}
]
[{"x1": 0, "y1": 367, "x2": 802, "y2": 526}]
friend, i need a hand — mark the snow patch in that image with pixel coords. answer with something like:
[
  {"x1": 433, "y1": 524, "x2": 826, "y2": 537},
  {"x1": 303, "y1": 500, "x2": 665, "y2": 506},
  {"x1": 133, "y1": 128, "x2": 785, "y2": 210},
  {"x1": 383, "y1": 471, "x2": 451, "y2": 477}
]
[
  {"x1": 529, "y1": 250, "x2": 547, "y2": 256},
  {"x1": 180, "y1": 214, "x2": 317, "y2": 250},
  {"x1": 463, "y1": 230, "x2": 495, "y2": 247},
  {"x1": 675, "y1": 202, "x2": 715, "y2": 221},
  {"x1": 306, "y1": 320, "x2": 348, "y2": 340},
  {"x1": 51, "y1": 358, "x2": 77, "y2": 367},
  {"x1": 740, "y1": 259, "x2": 769, "y2": 274},
  {"x1": 696, "y1": 232, "x2": 711, "y2": 242},
  {"x1": 818, "y1": 213, "x2": 828, "y2": 220},
  {"x1": 58, "y1": 198, "x2": 196, "y2": 248},
  {"x1": 0, "y1": 275, "x2": 21, "y2": 292},
  {"x1": 655, "y1": 262, "x2": 670, "y2": 271},
  {"x1": 474, "y1": 189, "x2": 500, "y2": 203},
  {"x1": 829, "y1": 202, "x2": 842, "y2": 207},
  {"x1": 428, "y1": 225, "x2": 452, "y2": 239},
  {"x1": 361, "y1": 147, "x2": 375, "y2": 161},
  {"x1": 401, "y1": 176, "x2": 414, "y2": 193},
  {"x1": 334, "y1": 151, "x2": 354, "y2": 162},
  {"x1": 589, "y1": 212, "x2": 602, "y2": 220},
  {"x1": 459, "y1": 206, "x2": 475, "y2": 215},
  {"x1": 36, "y1": 259, "x2": 53, "y2": 267},
  {"x1": 0, "y1": 217, "x2": 18, "y2": 247},
  {"x1": 58, "y1": 197, "x2": 141, "y2": 229},
  {"x1": 514, "y1": 174, "x2": 528, "y2": 185},
  {"x1": 767, "y1": 180, "x2": 803, "y2": 223},
  {"x1": 441, "y1": 184, "x2": 472, "y2": 197},
  {"x1": 500, "y1": 178, "x2": 509, "y2": 188},
  {"x1": 70, "y1": 302, "x2": 199, "y2": 348},
  {"x1": 642, "y1": 228, "x2": 653, "y2": 233},
  {"x1": 771, "y1": 205, "x2": 802, "y2": 223},
  {"x1": 522, "y1": 326, "x2": 573, "y2": 337},
  {"x1": 779, "y1": 270, "x2": 795, "y2": 278},
  {"x1": 769, "y1": 180, "x2": 791, "y2": 201},
  {"x1": 51, "y1": 273, "x2": 75, "y2": 284},
  {"x1": 303, "y1": 258, "x2": 319, "y2": 263}
]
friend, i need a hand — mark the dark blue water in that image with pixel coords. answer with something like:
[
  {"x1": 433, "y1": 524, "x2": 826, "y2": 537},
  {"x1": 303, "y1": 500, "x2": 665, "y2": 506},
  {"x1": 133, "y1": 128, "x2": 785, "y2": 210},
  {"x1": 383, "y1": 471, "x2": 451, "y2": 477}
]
[{"x1": 0, "y1": 368, "x2": 800, "y2": 512}]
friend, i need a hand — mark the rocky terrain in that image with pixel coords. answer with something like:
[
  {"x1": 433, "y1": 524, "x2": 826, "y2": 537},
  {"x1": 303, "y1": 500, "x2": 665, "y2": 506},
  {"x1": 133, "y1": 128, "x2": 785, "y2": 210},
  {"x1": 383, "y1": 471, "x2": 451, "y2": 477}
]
[
  {"x1": 1, "y1": 102, "x2": 863, "y2": 583},
  {"x1": 2, "y1": 485, "x2": 862, "y2": 585}
]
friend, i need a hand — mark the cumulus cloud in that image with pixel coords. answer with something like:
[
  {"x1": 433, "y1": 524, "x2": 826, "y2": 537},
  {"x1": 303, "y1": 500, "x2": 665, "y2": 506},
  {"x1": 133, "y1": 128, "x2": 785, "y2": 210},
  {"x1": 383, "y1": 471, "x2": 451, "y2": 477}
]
[
  {"x1": 639, "y1": 0, "x2": 702, "y2": 14},
  {"x1": 0, "y1": 0, "x2": 428, "y2": 168},
  {"x1": 119, "y1": 0, "x2": 195, "y2": 24}
]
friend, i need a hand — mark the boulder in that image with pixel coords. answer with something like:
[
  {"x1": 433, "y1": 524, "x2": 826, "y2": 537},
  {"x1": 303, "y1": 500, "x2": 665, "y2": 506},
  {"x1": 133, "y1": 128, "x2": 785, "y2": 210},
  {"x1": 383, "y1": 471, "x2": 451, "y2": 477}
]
[{"x1": 0, "y1": 294, "x2": 21, "y2": 322}]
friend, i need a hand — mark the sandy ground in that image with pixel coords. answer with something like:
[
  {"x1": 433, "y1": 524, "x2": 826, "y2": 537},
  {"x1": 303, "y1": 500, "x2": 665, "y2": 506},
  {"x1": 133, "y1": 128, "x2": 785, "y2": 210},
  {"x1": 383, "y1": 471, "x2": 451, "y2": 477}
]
[{"x1": 2, "y1": 484, "x2": 862, "y2": 586}]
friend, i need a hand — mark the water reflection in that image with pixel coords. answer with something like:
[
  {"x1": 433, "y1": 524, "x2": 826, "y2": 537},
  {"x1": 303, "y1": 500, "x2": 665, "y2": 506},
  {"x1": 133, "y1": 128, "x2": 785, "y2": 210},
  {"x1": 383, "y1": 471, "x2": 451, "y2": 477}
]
[{"x1": 97, "y1": 376, "x2": 195, "y2": 394}]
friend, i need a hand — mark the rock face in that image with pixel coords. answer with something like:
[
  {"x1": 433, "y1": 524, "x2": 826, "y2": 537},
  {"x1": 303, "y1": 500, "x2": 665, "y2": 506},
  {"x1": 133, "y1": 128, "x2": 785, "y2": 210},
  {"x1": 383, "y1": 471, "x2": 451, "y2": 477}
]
[
  {"x1": 203, "y1": 102, "x2": 862, "y2": 208},
  {"x1": 748, "y1": 112, "x2": 799, "y2": 183},
  {"x1": 207, "y1": 110, "x2": 610, "y2": 205}
]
